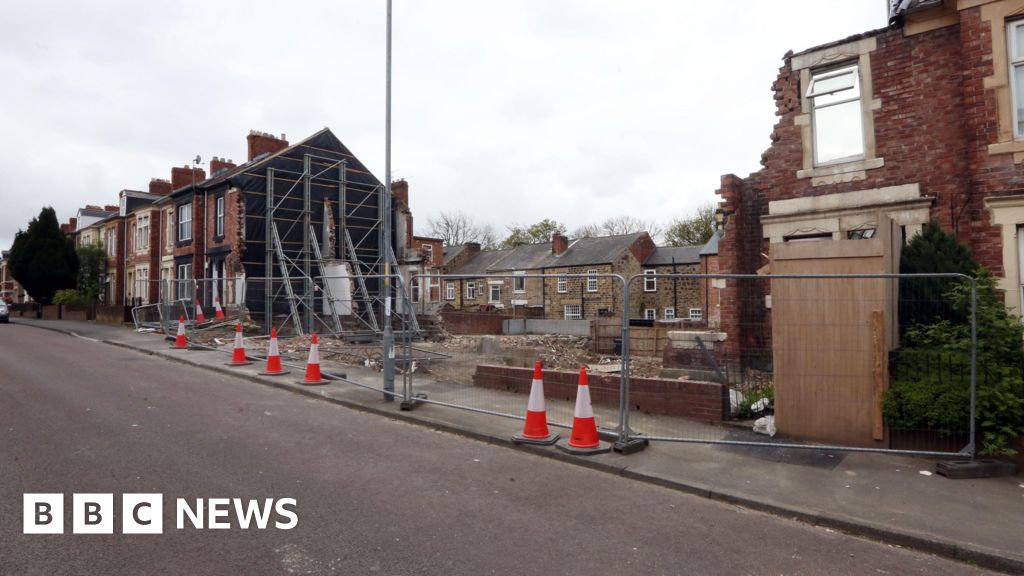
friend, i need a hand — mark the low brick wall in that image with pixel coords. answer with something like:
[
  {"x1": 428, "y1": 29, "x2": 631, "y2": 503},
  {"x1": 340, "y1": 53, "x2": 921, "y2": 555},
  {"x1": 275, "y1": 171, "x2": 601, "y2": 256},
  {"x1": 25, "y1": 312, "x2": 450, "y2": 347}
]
[
  {"x1": 440, "y1": 311, "x2": 512, "y2": 335},
  {"x1": 95, "y1": 305, "x2": 129, "y2": 325},
  {"x1": 40, "y1": 305, "x2": 61, "y2": 320},
  {"x1": 473, "y1": 364, "x2": 727, "y2": 421},
  {"x1": 61, "y1": 308, "x2": 89, "y2": 321}
]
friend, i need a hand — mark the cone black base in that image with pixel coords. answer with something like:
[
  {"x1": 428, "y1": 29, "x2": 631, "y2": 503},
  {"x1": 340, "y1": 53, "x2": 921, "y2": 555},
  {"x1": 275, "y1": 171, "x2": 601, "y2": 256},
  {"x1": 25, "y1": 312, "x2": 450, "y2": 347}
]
[
  {"x1": 297, "y1": 379, "x2": 328, "y2": 386},
  {"x1": 512, "y1": 432, "x2": 559, "y2": 446},
  {"x1": 258, "y1": 369, "x2": 290, "y2": 376},
  {"x1": 226, "y1": 361, "x2": 253, "y2": 367},
  {"x1": 555, "y1": 440, "x2": 611, "y2": 455}
]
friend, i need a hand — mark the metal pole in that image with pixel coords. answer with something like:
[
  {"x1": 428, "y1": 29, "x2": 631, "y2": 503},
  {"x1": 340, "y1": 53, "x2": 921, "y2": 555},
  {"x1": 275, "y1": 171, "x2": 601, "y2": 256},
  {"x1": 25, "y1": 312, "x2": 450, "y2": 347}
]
[
  {"x1": 382, "y1": 0, "x2": 395, "y2": 402},
  {"x1": 969, "y1": 278, "x2": 977, "y2": 458},
  {"x1": 303, "y1": 154, "x2": 313, "y2": 333},
  {"x1": 265, "y1": 168, "x2": 274, "y2": 333}
]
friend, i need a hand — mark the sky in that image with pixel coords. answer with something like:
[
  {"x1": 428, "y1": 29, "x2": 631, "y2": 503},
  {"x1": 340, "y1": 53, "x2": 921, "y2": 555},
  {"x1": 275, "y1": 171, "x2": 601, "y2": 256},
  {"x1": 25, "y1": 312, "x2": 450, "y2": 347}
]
[{"x1": 0, "y1": 1, "x2": 888, "y2": 250}]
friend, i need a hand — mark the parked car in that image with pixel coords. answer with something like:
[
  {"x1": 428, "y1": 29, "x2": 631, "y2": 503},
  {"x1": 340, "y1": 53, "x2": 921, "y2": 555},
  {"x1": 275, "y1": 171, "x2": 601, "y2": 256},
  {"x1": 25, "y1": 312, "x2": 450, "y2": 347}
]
[{"x1": 0, "y1": 302, "x2": 8, "y2": 323}]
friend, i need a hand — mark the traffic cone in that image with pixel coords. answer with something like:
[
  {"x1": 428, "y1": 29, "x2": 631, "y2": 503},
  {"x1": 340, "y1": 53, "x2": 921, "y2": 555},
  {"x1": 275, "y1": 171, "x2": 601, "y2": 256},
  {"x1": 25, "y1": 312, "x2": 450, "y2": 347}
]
[
  {"x1": 259, "y1": 327, "x2": 289, "y2": 376},
  {"x1": 512, "y1": 361, "x2": 559, "y2": 445},
  {"x1": 195, "y1": 300, "x2": 206, "y2": 323},
  {"x1": 556, "y1": 366, "x2": 611, "y2": 455},
  {"x1": 171, "y1": 315, "x2": 187, "y2": 349},
  {"x1": 226, "y1": 323, "x2": 252, "y2": 366},
  {"x1": 214, "y1": 296, "x2": 225, "y2": 319},
  {"x1": 298, "y1": 332, "x2": 327, "y2": 385}
]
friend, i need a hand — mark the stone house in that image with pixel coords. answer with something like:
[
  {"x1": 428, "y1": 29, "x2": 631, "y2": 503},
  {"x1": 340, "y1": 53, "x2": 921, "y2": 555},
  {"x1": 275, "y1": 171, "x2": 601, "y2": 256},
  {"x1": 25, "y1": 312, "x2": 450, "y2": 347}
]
[
  {"x1": 713, "y1": 0, "x2": 1024, "y2": 361},
  {"x1": 444, "y1": 231, "x2": 718, "y2": 322}
]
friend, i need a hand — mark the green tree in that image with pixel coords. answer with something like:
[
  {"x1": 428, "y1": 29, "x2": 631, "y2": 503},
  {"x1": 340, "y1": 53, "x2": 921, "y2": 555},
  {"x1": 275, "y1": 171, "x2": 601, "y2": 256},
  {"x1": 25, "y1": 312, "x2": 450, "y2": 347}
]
[
  {"x1": 899, "y1": 220, "x2": 975, "y2": 328},
  {"x1": 76, "y1": 243, "x2": 107, "y2": 302},
  {"x1": 501, "y1": 219, "x2": 566, "y2": 248},
  {"x1": 664, "y1": 203, "x2": 716, "y2": 247},
  {"x1": 9, "y1": 207, "x2": 79, "y2": 304}
]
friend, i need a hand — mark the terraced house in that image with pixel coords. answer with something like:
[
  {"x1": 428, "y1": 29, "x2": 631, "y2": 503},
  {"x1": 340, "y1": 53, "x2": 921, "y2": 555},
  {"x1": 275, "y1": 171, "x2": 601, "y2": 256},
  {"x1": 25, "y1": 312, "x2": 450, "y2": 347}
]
[{"x1": 443, "y1": 232, "x2": 720, "y2": 324}]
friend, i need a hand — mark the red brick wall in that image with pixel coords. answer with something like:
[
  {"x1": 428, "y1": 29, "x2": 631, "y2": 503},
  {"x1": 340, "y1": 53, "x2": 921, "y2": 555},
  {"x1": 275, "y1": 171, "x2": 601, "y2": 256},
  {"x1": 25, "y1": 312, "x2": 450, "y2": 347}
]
[
  {"x1": 473, "y1": 364, "x2": 727, "y2": 421},
  {"x1": 439, "y1": 310, "x2": 511, "y2": 334}
]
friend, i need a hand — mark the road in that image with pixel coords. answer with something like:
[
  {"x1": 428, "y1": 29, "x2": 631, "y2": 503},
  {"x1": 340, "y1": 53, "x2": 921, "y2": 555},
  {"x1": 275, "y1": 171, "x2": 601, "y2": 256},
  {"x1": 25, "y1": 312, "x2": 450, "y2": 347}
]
[{"x1": 0, "y1": 323, "x2": 995, "y2": 575}]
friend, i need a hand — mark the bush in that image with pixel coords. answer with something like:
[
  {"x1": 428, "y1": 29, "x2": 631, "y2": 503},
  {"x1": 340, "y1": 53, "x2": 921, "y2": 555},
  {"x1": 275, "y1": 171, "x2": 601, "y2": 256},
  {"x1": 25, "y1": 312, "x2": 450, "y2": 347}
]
[
  {"x1": 51, "y1": 289, "x2": 85, "y2": 306},
  {"x1": 884, "y1": 270, "x2": 1024, "y2": 455}
]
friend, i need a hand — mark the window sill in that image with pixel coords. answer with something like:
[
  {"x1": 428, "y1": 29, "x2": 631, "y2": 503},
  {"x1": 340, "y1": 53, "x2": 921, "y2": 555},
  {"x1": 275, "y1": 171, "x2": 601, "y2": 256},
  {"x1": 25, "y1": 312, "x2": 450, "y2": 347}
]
[
  {"x1": 797, "y1": 157, "x2": 884, "y2": 182},
  {"x1": 987, "y1": 139, "x2": 1024, "y2": 162}
]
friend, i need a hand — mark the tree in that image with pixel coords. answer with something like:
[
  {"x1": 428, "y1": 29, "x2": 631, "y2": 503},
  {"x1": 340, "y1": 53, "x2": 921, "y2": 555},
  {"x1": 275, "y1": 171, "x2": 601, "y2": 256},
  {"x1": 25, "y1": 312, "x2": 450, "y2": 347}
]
[
  {"x1": 502, "y1": 219, "x2": 566, "y2": 248},
  {"x1": 899, "y1": 220, "x2": 975, "y2": 329},
  {"x1": 9, "y1": 207, "x2": 79, "y2": 304},
  {"x1": 76, "y1": 243, "x2": 107, "y2": 302},
  {"x1": 426, "y1": 211, "x2": 497, "y2": 247},
  {"x1": 573, "y1": 216, "x2": 661, "y2": 239},
  {"x1": 664, "y1": 203, "x2": 717, "y2": 247}
]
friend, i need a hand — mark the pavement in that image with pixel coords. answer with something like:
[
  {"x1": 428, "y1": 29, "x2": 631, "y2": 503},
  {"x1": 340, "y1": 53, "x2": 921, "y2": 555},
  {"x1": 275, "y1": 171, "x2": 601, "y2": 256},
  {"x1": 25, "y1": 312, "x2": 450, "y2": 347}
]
[{"x1": 8, "y1": 316, "x2": 1024, "y2": 574}]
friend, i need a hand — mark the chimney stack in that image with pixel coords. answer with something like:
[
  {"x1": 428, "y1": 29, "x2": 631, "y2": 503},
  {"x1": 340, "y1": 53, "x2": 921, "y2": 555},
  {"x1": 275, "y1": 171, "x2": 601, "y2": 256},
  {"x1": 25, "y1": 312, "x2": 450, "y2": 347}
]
[
  {"x1": 391, "y1": 179, "x2": 409, "y2": 208},
  {"x1": 149, "y1": 178, "x2": 172, "y2": 196},
  {"x1": 210, "y1": 156, "x2": 237, "y2": 177},
  {"x1": 552, "y1": 232, "x2": 569, "y2": 255},
  {"x1": 247, "y1": 130, "x2": 289, "y2": 161},
  {"x1": 171, "y1": 165, "x2": 207, "y2": 191}
]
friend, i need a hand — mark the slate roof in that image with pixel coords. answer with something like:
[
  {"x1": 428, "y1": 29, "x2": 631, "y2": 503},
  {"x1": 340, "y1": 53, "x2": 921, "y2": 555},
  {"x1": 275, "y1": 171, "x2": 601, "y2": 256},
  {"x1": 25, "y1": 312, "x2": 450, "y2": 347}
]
[
  {"x1": 889, "y1": 0, "x2": 943, "y2": 20},
  {"x1": 449, "y1": 233, "x2": 649, "y2": 274},
  {"x1": 699, "y1": 230, "x2": 722, "y2": 257},
  {"x1": 443, "y1": 245, "x2": 467, "y2": 267},
  {"x1": 644, "y1": 245, "x2": 702, "y2": 267}
]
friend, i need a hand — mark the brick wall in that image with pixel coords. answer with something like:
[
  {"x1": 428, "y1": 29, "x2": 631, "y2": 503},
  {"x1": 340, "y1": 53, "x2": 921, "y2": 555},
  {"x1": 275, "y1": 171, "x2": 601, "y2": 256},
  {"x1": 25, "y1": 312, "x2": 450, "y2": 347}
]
[
  {"x1": 636, "y1": 263, "x2": 701, "y2": 320},
  {"x1": 439, "y1": 310, "x2": 511, "y2": 335},
  {"x1": 473, "y1": 364, "x2": 727, "y2": 421}
]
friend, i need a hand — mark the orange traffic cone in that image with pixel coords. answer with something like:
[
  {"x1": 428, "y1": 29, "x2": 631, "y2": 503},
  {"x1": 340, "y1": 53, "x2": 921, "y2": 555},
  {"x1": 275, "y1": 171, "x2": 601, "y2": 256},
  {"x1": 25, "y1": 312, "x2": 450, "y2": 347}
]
[
  {"x1": 512, "y1": 361, "x2": 559, "y2": 445},
  {"x1": 556, "y1": 366, "x2": 611, "y2": 455},
  {"x1": 171, "y1": 315, "x2": 187, "y2": 349},
  {"x1": 214, "y1": 296, "x2": 225, "y2": 319},
  {"x1": 299, "y1": 332, "x2": 327, "y2": 385},
  {"x1": 195, "y1": 300, "x2": 206, "y2": 323},
  {"x1": 259, "y1": 327, "x2": 289, "y2": 376},
  {"x1": 226, "y1": 323, "x2": 252, "y2": 366}
]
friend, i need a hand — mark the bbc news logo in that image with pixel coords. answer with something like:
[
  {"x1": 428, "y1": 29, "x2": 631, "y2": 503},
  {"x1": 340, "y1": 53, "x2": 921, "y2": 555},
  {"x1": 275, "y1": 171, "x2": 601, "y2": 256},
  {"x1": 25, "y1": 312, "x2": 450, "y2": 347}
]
[{"x1": 23, "y1": 494, "x2": 297, "y2": 534}]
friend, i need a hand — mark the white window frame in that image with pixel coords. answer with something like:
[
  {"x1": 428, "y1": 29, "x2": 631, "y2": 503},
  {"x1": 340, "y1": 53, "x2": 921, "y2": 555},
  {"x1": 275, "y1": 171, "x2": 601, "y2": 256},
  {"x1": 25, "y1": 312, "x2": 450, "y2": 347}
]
[
  {"x1": 806, "y1": 63, "x2": 864, "y2": 166},
  {"x1": 177, "y1": 264, "x2": 192, "y2": 300},
  {"x1": 513, "y1": 270, "x2": 526, "y2": 293},
  {"x1": 689, "y1": 307, "x2": 704, "y2": 321},
  {"x1": 136, "y1": 215, "x2": 149, "y2": 252},
  {"x1": 178, "y1": 203, "x2": 193, "y2": 241},
  {"x1": 564, "y1": 304, "x2": 582, "y2": 320},
  {"x1": 586, "y1": 269, "x2": 598, "y2": 292},
  {"x1": 446, "y1": 282, "x2": 455, "y2": 300},
  {"x1": 466, "y1": 282, "x2": 476, "y2": 300},
  {"x1": 1010, "y1": 20, "x2": 1024, "y2": 139},
  {"x1": 664, "y1": 307, "x2": 675, "y2": 320},
  {"x1": 422, "y1": 243, "x2": 433, "y2": 262},
  {"x1": 165, "y1": 209, "x2": 174, "y2": 248},
  {"x1": 489, "y1": 283, "x2": 501, "y2": 303},
  {"x1": 215, "y1": 196, "x2": 225, "y2": 237},
  {"x1": 643, "y1": 269, "x2": 657, "y2": 292},
  {"x1": 644, "y1": 308, "x2": 656, "y2": 321},
  {"x1": 557, "y1": 275, "x2": 567, "y2": 293}
]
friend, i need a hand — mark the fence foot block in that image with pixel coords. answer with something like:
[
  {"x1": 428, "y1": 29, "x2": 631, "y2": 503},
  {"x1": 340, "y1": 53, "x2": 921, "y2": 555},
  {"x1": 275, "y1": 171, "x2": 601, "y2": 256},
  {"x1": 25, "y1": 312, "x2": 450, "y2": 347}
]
[
  {"x1": 936, "y1": 459, "x2": 1017, "y2": 479},
  {"x1": 400, "y1": 393, "x2": 428, "y2": 411},
  {"x1": 613, "y1": 437, "x2": 649, "y2": 455}
]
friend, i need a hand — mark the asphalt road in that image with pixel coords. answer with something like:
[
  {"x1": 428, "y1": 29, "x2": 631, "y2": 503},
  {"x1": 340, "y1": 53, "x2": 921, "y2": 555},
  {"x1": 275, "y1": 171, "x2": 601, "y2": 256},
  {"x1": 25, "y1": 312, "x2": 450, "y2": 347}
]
[{"x1": 0, "y1": 323, "x2": 996, "y2": 575}]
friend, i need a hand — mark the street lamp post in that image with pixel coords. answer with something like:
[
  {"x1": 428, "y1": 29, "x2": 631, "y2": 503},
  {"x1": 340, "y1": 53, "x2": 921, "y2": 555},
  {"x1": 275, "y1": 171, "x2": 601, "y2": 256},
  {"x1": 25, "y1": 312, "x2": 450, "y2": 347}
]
[{"x1": 382, "y1": 0, "x2": 395, "y2": 402}]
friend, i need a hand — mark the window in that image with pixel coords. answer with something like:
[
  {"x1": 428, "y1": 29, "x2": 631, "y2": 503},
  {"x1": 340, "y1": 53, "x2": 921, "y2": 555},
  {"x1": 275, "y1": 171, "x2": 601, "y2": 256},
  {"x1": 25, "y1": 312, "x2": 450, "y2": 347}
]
[
  {"x1": 847, "y1": 228, "x2": 876, "y2": 240},
  {"x1": 664, "y1": 307, "x2": 676, "y2": 320},
  {"x1": 489, "y1": 284, "x2": 501, "y2": 303},
  {"x1": 446, "y1": 282, "x2": 455, "y2": 300},
  {"x1": 807, "y1": 64, "x2": 864, "y2": 165},
  {"x1": 513, "y1": 271, "x2": 526, "y2": 293},
  {"x1": 106, "y1": 229, "x2": 117, "y2": 257},
  {"x1": 422, "y1": 244, "x2": 433, "y2": 262},
  {"x1": 1011, "y1": 20, "x2": 1024, "y2": 138},
  {"x1": 564, "y1": 304, "x2": 582, "y2": 320},
  {"x1": 136, "y1": 216, "x2": 149, "y2": 251},
  {"x1": 177, "y1": 264, "x2": 192, "y2": 300},
  {"x1": 215, "y1": 196, "x2": 225, "y2": 237},
  {"x1": 644, "y1": 309, "x2": 656, "y2": 321},
  {"x1": 557, "y1": 275, "x2": 567, "y2": 293},
  {"x1": 689, "y1": 308, "x2": 704, "y2": 321},
  {"x1": 136, "y1": 267, "x2": 149, "y2": 304},
  {"x1": 178, "y1": 203, "x2": 193, "y2": 241},
  {"x1": 466, "y1": 282, "x2": 477, "y2": 300},
  {"x1": 644, "y1": 269, "x2": 657, "y2": 292},
  {"x1": 587, "y1": 269, "x2": 598, "y2": 292},
  {"x1": 166, "y1": 209, "x2": 174, "y2": 248}
]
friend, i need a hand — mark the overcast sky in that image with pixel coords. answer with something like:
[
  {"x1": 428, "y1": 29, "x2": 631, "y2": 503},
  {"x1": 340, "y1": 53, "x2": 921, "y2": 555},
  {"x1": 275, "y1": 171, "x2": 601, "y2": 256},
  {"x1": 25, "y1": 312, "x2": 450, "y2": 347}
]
[{"x1": 0, "y1": 1, "x2": 888, "y2": 250}]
